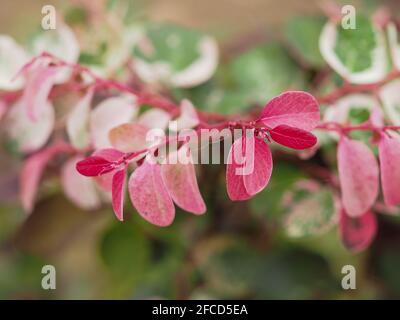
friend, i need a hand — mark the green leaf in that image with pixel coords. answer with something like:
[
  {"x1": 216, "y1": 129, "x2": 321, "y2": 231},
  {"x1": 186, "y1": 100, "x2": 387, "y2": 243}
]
[
  {"x1": 250, "y1": 163, "x2": 306, "y2": 219},
  {"x1": 284, "y1": 186, "x2": 338, "y2": 238},
  {"x1": 334, "y1": 15, "x2": 377, "y2": 73},
  {"x1": 285, "y1": 16, "x2": 326, "y2": 67},
  {"x1": 229, "y1": 43, "x2": 305, "y2": 104},
  {"x1": 100, "y1": 222, "x2": 150, "y2": 282},
  {"x1": 132, "y1": 23, "x2": 218, "y2": 87}
]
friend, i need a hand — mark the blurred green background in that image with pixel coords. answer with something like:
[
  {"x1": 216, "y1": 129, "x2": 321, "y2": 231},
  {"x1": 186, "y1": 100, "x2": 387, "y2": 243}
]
[{"x1": 2, "y1": 0, "x2": 400, "y2": 299}]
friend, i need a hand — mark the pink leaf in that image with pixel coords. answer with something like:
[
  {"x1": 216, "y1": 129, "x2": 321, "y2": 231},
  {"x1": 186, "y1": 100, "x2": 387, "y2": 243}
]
[
  {"x1": 76, "y1": 156, "x2": 114, "y2": 177},
  {"x1": 66, "y1": 88, "x2": 94, "y2": 149},
  {"x1": 337, "y1": 137, "x2": 379, "y2": 217},
  {"x1": 21, "y1": 62, "x2": 58, "y2": 121},
  {"x1": 161, "y1": 144, "x2": 206, "y2": 214},
  {"x1": 112, "y1": 168, "x2": 127, "y2": 221},
  {"x1": 226, "y1": 135, "x2": 273, "y2": 200},
  {"x1": 90, "y1": 96, "x2": 137, "y2": 149},
  {"x1": 269, "y1": 125, "x2": 317, "y2": 150},
  {"x1": 62, "y1": 156, "x2": 102, "y2": 210},
  {"x1": 5, "y1": 98, "x2": 55, "y2": 153},
  {"x1": 109, "y1": 123, "x2": 150, "y2": 153},
  {"x1": 226, "y1": 137, "x2": 251, "y2": 201},
  {"x1": 243, "y1": 137, "x2": 273, "y2": 196},
  {"x1": 379, "y1": 134, "x2": 400, "y2": 206},
  {"x1": 0, "y1": 100, "x2": 7, "y2": 121},
  {"x1": 339, "y1": 209, "x2": 377, "y2": 253},
  {"x1": 20, "y1": 143, "x2": 70, "y2": 213},
  {"x1": 259, "y1": 91, "x2": 320, "y2": 131},
  {"x1": 128, "y1": 159, "x2": 175, "y2": 226}
]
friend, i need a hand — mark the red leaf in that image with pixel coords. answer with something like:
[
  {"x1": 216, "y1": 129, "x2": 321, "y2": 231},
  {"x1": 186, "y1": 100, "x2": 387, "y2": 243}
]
[
  {"x1": 379, "y1": 135, "x2": 400, "y2": 206},
  {"x1": 337, "y1": 137, "x2": 379, "y2": 217},
  {"x1": 226, "y1": 135, "x2": 272, "y2": 200},
  {"x1": 161, "y1": 144, "x2": 206, "y2": 214},
  {"x1": 226, "y1": 137, "x2": 251, "y2": 201},
  {"x1": 259, "y1": 91, "x2": 320, "y2": 131},
  {"x1": 112, "y1": 168, "x2": 127, "y2": 221},
  {"x1": 339, "y1": 209, "x2": 377, "y2": 253},
  {"x1": 269, "y1": 125, "x2": 317, "y2": 150},
  {"x1": 243, "y1": 137, "x2": 273, "y2": 196},
  {"x1": 128, "y1": 159, "x2": 175, "y2": 227},
  {"x1": 76, "y1": 156, "x2": 114, "y2": 177}
]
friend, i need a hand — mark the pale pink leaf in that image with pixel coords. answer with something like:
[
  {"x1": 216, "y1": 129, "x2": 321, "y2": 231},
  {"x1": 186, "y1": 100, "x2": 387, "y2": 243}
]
[
  {"x1": 128, "y1": 159, "x2": 175, "y2": 226},
  {"x1": 137, "y1": 109, "x2": 171, "y2": 130},
  {"x1": 112, "y1": 168, "x2": 127, "y2": 221},
  {"x1": 66, "y1": 88, "x2": 94, "y2": 149},
  {"x1": 174, "y1": 99, "x2": 199, "y2": 131},
  {"x1": 109, "y1": 123, "x2": 150, "y2": 153},
  {"x1": 90, "y1": 96, "x2": 137, "y2": 149},
  {"x1": 4, "y1": 98, "x2": 54, "y2": 153},
  {"x1": 339, "y1": 209, "x2": 377, "y2": 253},
  {"x1": 21, "y1": 62, "x2": 58, "y2": 121},
  {"x1": 337, "y1": 137, "x2": 379, "y2": 217},
  {"x1": 243, "y1": 137, "x2": 273, "y2": 196},
  {"x1": 161, "y1": 144, "x2": 206, "y2": 214},
  {"x1": 269, "y1": 125, "x2": 317, "y2": 150},
  {"x1": 379, "y1": 135, "x2": 400, "y2": 206},
  {"x1": 62, "y1": 156, "x2": 102, "y2": 210},
  {"x1": 259, "y1": 91, "x2": 320, "y2": 131},
  {"x1": 20, "y1": 143, "x2": 70, "y2": 213}
]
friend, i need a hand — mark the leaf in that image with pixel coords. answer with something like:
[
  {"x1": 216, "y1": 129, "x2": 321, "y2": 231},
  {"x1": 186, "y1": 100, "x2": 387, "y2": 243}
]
[
  {"x1": 109, "y1": 123, "x2": 150, "y2": 153},
  {"x1": 0, "y1": 35, "x2": 30, "y2": 90},
  {"x1": 337, "y1": 137, "x2": 379, "y2": 217},
  {"x1": 319, "y1": 16, "x2": 387, "y2": 84},
  {"x1": 31, "y1": 24, "x2": 80, "y2": 83},
  {"x1": 66, "y1": 88, "x2": 93, "y2": 149},
  {"x1": 4, "y1": 98, "x2": 55, "y2": 153},
  {"x1": 269, "y1": 125, "x2": 317, "y2": 150},
  {"x1": 90, "y1": 96, "x2": 137, "y2": 149},
  {"x1": 137, "y1": 108, "x2": 171, "y2": 130},
  {"x1": 243, "y1": 137, "x2": 273, "y2": 196},
  {"x1": 128, "y1": 159, "x2": 175, "y2": 226},
  {"x1": 339, "y1": 209, "x2": 377, "y2": 253},
  {"x1": 379, "y1": 135, "x2": 400, "y2": 206},
  {"x1": 76, "y1": 156, "x2": 114, "y2": 177},
  {"x1": 112, "y1": 168, "x2": 127, "y2": 221},
  {"x1": 379, "y1": 79, "x2": 400, "y2": 125},
  {"x1": 285, "y1": 16, "x2": 326, "y2": 67},
  {"x1": 173, "y1": 99, "x2": 199, "y2": 131},
  {"x1": 284, "y1": 188, "x2": 338, "y2": 238},
  {"x1": 20, "y1": 143, "x2": 69, "y2": 213},
  {"x1": 226, "y1": 135, "x2": 272, "y2": 200},
  {"x1": 161, "y1": 144, "x2": 205, "y2": 214},
  {"x1": 229, "y1": 43, "x2": 305, "y2": 104},
  {"x1": 226, "y1": 137, "x2": 251, "y2": 201},
  {"x1": 259, "y1": 91, "x2": 320, "y2": 131},
  {"x1": 21, "y1": 61, "x2": 59, "y2": 121},
  {"x1": 387, "y1": 22, "x2": 400, "y2": 70},
  {"x1": 132, "y1": 23, "x2": 218, "y2": 88},
  {"x1": 61, "y1": 156, "x2": 102, "y2": 210},
  {"x1": 91, "y1": 148, "x2": 125, "y2": 191}
]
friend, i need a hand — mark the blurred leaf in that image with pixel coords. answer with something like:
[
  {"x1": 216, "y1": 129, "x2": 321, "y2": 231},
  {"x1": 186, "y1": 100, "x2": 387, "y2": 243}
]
[
  {"x1": 285, "y1": 16, "x2": 326, "y2": 67},
  {"x1": 334, "y1": 15, "x2": 377, "y2": 73},
  {"x1": 284, "y1": 186, "x2": 338, "y2": 238},
  {"x1": 229, "y1": 43, "x2": 305, "y2": 104},
  {"x1": 100, "y1": 222, "x2": 150, "y2": 284},
  {"x1": 250, "y1": 162, "x2": 306, "y2": 220}
]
